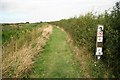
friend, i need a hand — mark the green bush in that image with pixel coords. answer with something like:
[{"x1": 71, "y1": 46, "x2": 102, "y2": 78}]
[
  {"x1": 2, "y1": 23, "x2": 41, "y2": 45},
  {"x1": 50, "y1": 1, "x2": 120, "y2": 78}
]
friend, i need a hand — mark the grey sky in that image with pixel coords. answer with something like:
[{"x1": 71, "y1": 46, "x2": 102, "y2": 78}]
[{"x1": 0, "y1": 0, "x2": 119, "y2": 23}]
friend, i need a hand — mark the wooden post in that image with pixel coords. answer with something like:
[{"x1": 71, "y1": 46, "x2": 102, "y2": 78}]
[{"x1": 96, "y1": 25, "x2": 104, "y2": 60}]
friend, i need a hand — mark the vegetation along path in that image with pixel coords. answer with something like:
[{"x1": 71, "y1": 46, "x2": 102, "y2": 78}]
[{"x1": 29, "y1": 26, "x2": 84, "y2": 78}]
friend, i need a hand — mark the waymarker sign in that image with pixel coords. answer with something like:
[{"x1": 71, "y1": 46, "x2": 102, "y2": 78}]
[{"x1": 96, "y1": 25, "x2": 104, "y2": 60}]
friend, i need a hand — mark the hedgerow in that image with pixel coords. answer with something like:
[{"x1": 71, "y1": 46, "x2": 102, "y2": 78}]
[{"x1": 50, "y1": 1, "x2": 120, "y2": 78}]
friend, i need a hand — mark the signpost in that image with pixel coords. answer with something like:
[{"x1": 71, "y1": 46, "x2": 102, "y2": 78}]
[{"x1": 96, "y1": 25, "x2": 104, "y2": 60}]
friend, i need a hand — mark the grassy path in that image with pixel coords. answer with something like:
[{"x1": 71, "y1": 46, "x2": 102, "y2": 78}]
[{"x1": 29, "y1": 27, "x2": 83, "y2": 78}]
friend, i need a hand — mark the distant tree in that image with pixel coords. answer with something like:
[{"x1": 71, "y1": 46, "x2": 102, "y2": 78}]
[{"x1": 26, "y1": 22, "x2": 29, "y2": 24}]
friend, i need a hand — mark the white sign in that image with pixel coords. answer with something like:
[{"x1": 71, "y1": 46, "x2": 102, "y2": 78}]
[
  {"x1": 97, "y1": 31, "x2": 103, "y2": 36},
  {"x1": 97, "y1": 25, "x2": 104, "y2": 32},
  {"x1": 97, "y1": 25, "x2": 104, "y2": 37},
  {"x1": 96, "y1": 47, "x2": 103, "y2": 55},
  {"x1": 97, "y1": 47, "x2": 102, "y2": 52},
  {"x1": 96, "y1": 52, "x2": 103, "y2": 55},
  {"x1": 97, "y1": 36, "x2": 103, "y2": 42}
]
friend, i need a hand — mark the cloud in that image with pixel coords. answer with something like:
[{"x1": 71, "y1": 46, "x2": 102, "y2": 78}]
[{"x1": 0, "y1": 0, "x2": 119, "y2": 23}]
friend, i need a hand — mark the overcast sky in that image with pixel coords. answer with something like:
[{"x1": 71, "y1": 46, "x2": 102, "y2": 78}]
[{"x1": 0, "y1": 0, "x2": 119, "y2": 23}]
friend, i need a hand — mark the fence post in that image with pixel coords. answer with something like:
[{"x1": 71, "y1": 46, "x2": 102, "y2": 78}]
[{"x1": 96, "y1": 25, "x2": 104, "y2": 60}]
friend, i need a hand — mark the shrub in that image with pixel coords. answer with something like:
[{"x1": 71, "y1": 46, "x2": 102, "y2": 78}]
[{"x1": 50, "y1": 1, "x2": 120, "y2": 77}]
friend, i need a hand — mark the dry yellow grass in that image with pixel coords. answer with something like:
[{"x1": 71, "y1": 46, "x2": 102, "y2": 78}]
[{"x1": 2, "y1": 25, "x2": 53, "y2": 78}]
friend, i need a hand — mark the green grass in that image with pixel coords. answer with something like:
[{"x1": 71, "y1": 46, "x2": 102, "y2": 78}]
[
  {"x1": 29, "y1": 27, "x2": 83, "y2": 78},
  {"x1": 2, "y1": 23, "x2": 43, "y2": 44},
  {"x1": 86, "y1": 59, "x2": 107, "y2": 78}
]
